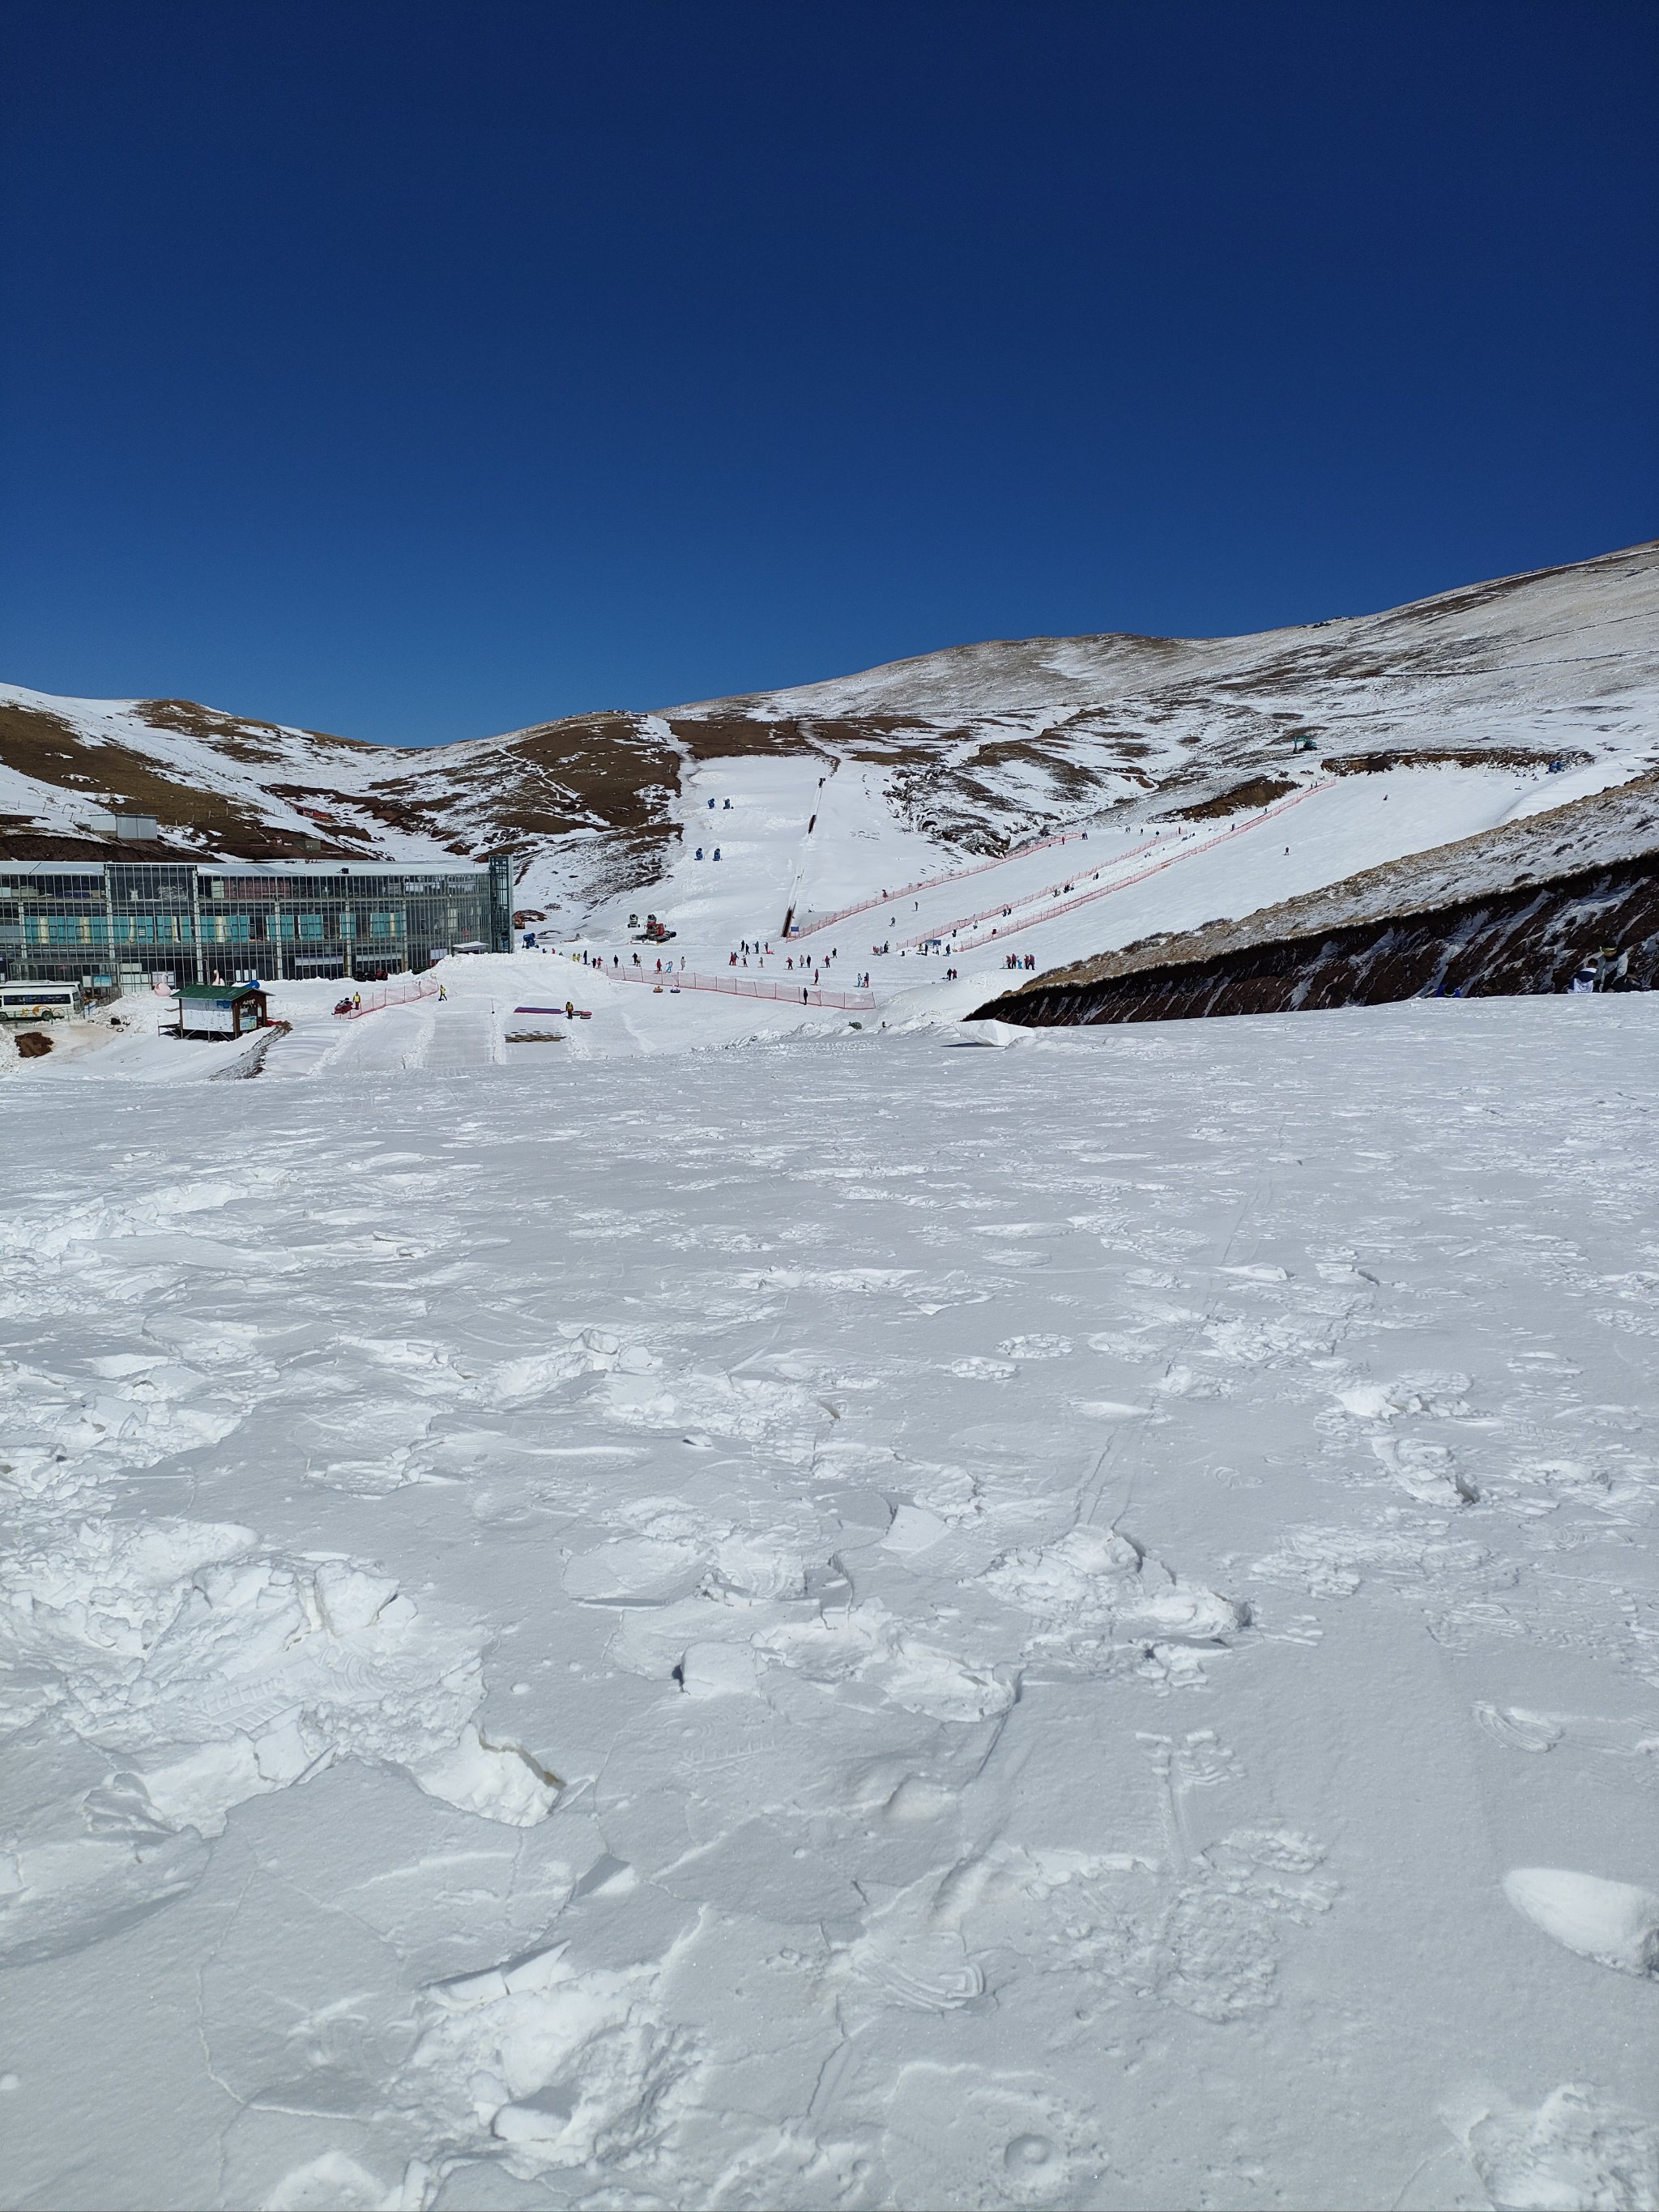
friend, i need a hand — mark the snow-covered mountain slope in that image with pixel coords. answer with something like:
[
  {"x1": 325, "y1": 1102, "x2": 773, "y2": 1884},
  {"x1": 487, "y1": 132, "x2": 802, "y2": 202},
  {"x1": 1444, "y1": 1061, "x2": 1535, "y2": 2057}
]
[
  {"x1": 0, "y1": 686, "x2": 687, "y2": 914},
  {"x1": 5, "y1": 543, "x2": 1655, "y2": 929},
  {"x1": 663, "y1": 538, "x2": 1659, "y2": 850}
]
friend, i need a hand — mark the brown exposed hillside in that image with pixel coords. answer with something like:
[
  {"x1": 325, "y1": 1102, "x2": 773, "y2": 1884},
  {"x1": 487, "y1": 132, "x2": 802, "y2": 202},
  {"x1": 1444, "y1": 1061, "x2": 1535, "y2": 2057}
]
[{"x1": 0, "y1": 696, "x2": 341, "y2": 859}]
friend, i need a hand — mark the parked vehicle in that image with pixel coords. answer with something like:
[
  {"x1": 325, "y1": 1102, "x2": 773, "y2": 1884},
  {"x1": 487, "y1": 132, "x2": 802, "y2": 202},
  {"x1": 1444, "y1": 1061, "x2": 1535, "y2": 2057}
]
[{"x1": 0, "y1": 983, "x2": 81, "y2": 1023}]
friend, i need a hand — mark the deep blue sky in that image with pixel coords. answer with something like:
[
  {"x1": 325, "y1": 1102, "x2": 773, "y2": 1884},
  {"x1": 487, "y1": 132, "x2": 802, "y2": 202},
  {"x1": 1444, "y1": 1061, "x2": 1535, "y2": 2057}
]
[{"x1": 3, "y1": 2, "x2": 1655, "y2": 744}]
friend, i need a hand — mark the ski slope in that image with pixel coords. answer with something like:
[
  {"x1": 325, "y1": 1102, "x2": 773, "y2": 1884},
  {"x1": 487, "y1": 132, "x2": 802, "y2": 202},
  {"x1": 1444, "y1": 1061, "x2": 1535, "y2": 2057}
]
[{"x1": 536, "y1": 751, "x2": 1648, "y2": 1050}]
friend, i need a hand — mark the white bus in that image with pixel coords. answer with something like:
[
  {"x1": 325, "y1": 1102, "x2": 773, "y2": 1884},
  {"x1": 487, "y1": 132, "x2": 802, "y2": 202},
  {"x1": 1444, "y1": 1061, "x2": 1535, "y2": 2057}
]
[{"x1": 0, "y1": 983, "x2": 82, "y2": 1023}]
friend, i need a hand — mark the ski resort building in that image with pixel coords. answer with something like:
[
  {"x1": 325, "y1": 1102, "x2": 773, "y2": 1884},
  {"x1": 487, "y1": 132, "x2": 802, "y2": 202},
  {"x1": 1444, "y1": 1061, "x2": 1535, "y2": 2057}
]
[{"x1": 0, "y1": 855, "x2": 514, "y2": 989}]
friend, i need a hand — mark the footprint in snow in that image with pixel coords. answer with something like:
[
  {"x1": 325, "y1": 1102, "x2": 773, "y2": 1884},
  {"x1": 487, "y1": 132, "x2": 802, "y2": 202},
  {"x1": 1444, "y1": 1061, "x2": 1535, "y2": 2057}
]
[
  {"x1": 1473, "y1": 1703, "x2": 1563, "y2": 1754},
  {"x1": 1444, "y1": 2083, "x2": 1659, "y2": 2212},
  {"x1": 0, "y1": 1779, "x2": 210, "y2": 1967},
  {"x1": 881, "y1": 2063, "x2": 1100, "y2": 2208}
]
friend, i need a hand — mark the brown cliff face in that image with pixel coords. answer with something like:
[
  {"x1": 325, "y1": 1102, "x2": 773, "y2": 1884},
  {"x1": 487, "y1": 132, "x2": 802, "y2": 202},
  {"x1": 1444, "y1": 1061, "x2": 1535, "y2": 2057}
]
[{"x1": 971, "y1": 858, "x2": 1659, "y2": 1027}]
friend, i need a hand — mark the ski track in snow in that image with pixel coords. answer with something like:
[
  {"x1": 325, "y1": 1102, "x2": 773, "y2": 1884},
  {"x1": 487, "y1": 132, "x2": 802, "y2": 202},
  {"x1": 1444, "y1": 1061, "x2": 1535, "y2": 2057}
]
[{"x1": 2, "y1": 999, "x2": 1657, "y2": 2209}]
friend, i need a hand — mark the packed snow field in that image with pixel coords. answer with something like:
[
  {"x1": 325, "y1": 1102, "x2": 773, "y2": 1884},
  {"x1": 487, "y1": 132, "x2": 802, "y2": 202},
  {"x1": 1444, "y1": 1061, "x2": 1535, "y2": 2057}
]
[{"x1": 3, "y1": 996, "x2": 1657, "y2": 2211}]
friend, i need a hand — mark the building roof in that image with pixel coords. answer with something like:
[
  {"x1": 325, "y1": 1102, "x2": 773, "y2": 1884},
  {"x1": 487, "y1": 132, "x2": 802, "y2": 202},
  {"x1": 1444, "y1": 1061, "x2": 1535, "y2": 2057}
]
[
  {"x1": 177, "y1": 982, "x2": 264, "y2": 1001},
  {"x1": 0, "y1": 863, "x2": 106, "y2": 876},
  {"x1": 198, "y1": 862, "x2": 490, "y2": 879},
  {"x1": 0, "y1": 859, "x2": 492, "y2": 880}
]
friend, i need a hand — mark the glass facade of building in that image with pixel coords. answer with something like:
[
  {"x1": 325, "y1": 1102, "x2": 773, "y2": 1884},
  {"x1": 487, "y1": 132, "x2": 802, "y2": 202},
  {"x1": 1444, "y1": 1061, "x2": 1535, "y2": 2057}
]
[{"x1": 0, "y1": 857, "x2": 513, "y2": 987}]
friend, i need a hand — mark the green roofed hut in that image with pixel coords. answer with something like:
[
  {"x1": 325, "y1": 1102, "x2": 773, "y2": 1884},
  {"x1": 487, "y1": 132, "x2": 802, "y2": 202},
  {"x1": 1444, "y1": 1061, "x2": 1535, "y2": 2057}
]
[{"x1": 168, "y1": 981, "x2": 271, "y2": 1040}]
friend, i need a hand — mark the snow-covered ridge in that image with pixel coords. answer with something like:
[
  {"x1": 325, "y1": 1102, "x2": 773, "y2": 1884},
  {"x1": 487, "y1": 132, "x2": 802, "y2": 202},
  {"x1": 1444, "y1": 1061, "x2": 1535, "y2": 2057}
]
[{"x1": 667, "y1": 538, "x2": 1659, "y2": 721}]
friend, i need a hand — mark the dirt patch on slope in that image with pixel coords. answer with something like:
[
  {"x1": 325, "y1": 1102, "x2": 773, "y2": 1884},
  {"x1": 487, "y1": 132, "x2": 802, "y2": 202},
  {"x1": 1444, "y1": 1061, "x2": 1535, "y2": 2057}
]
[
  {"x1": 1328, "y1": 746, "x2": 1593, "y2": 776},
  {"x1": 0, "y1": 696, "x2": 305, "y2": 853},
  {"x1": 133, "y1": 700, "x2": 367, "y2": 757},
  {"x1": 0, "y1": 829, "x2": 200, "y2": 861},
  {"x1": 1157, "y1": 775, "x2": 1300, "y2": 820}
]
